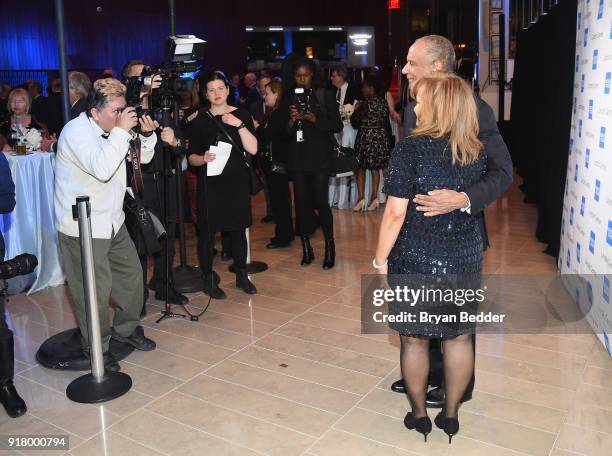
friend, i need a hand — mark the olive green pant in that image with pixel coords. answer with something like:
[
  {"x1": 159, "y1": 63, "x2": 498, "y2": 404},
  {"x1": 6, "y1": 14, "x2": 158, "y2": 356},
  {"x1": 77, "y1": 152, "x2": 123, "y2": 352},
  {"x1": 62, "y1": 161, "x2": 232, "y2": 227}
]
[{"x1": 59, "y1": 224, "x2": 143, "y2": 352}]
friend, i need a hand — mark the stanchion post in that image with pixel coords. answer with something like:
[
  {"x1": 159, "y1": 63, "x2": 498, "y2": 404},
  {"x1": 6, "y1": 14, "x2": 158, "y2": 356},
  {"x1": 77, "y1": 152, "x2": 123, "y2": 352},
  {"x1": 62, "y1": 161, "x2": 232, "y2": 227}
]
[{"x1": 66, "y1": 196, "x2": 132, "y2": 403}]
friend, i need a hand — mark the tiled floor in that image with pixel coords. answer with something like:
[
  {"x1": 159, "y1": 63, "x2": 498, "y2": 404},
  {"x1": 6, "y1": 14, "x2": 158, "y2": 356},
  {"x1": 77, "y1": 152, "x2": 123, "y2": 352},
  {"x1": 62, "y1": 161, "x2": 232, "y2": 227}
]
[{"x1": 2, "y1": 177, "x2": 611, "y2": 455}]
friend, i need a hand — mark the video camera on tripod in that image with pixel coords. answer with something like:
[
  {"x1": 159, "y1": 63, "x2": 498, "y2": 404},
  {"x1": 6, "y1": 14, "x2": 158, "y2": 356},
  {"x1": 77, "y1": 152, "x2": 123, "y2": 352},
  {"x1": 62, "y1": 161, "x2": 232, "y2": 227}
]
[{"x1": 123, "y1": 35, "x2": 206, "y2": 127}]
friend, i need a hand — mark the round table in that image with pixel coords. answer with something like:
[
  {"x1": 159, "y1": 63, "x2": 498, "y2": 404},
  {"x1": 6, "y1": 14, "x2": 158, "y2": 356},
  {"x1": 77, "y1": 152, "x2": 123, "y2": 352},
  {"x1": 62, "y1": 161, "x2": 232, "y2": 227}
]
[{"x1": 1, "y1": 151, "x2": 65, "y2": 294}]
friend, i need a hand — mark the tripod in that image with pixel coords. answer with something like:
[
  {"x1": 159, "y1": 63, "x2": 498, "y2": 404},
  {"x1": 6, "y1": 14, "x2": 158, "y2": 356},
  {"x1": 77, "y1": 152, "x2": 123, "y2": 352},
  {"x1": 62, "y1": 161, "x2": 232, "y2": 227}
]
[{"x1": 155, "y1": 95, "x2": 186, "y2": 324}]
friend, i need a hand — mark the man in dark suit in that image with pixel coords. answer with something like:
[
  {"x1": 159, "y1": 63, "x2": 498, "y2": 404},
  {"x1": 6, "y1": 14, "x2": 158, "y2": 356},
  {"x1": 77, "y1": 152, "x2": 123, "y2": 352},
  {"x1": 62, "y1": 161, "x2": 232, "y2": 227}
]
[
  {"x1": 330, "y1": 65, "x2": 362, "y2": 106},
  {"x1": 25, "y1": 80, "x2": 49, "y2": 126},
  {"x1": 68, "y1": 71, "x2": 91, "y2": 120},
  {"x1": 390, "y1": 35, "x2": 513, "y2": 407}
]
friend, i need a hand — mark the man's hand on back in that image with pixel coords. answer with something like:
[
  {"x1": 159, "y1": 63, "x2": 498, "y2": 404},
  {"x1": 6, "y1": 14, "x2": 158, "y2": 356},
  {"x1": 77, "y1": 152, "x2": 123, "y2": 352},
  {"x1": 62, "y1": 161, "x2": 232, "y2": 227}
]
[{"x1": 413, "y1": 189, "x2": 470, "y2": 217}]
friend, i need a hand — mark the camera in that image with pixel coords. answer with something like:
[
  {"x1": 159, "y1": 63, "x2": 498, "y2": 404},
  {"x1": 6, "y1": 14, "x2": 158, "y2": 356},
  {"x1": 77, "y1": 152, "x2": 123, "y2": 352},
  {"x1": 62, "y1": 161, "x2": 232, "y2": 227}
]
[
  {"x1": 293, "y1": 87, "x2": 312, "y2": 115},
  {"x1": 0, "y1": 254, "x2": 38, "y2": 282},
  {"x1": 124, "y1": 35, "x2": 206, "y2": 127}
]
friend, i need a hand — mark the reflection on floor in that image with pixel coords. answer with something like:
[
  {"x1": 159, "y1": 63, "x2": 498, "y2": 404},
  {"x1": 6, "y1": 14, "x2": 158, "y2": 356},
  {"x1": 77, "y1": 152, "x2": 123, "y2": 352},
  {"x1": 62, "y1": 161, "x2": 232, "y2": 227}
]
[{"x1": 3, "y1": 177, "x2": 611, "y2": 456}]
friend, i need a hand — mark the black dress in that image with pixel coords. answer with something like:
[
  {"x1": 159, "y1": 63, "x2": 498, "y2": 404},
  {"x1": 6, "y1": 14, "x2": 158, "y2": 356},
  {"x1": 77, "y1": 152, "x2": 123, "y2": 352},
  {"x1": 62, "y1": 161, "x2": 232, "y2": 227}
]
[
  {"x1": 188, "y1": 108, "x2": 254, "y2": 232},
  {"x1": 351, "y1": 96, "x2": 392, "y2": 170},
  {"x1": 383, "y1": 135, "x2": 486, "y2": 339}
]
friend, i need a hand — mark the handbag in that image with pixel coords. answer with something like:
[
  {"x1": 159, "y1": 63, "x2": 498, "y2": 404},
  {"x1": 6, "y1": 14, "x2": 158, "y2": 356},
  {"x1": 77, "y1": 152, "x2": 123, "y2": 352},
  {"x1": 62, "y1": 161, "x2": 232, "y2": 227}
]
[
  {"x1": 267, "y1": 142, "x2": 288, "y2": 175},
  {"x1": 207, "y1": 111, "x2": 264, "y2": 195},
  {"x1": 123, "y1": 192, "x2": 162, "y2": 256}
]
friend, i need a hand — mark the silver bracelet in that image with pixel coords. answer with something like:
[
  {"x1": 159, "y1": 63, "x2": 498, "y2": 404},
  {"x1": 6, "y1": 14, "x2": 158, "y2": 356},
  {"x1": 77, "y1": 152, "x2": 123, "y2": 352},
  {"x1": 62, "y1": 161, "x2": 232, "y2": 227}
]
[{"x1": 372, "y1": 258, "x2": 388, "y2": 269}]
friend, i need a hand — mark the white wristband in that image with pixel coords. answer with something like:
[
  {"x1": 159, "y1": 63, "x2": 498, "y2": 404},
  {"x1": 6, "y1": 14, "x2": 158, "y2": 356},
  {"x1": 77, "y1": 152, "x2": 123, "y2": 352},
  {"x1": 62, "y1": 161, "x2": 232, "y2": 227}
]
[{"x1": 372, "y1": 258, "x2": 388, "y2": 269}]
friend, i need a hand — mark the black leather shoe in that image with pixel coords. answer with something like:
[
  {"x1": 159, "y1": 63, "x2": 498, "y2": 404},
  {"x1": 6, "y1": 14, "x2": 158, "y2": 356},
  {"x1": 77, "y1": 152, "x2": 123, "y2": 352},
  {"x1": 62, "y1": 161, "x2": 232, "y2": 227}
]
[
  {"x1": 426, "y1": 386, "x2": 472, "y2": 408},
  {"x1": 266, "y1": 240, "x2": 291, "y2": 249},
  {"x1": 83, "y1": 350, "x2": 120, "y2": 372},
  {"x1": 203, "y1": 274, "x2": 226, "y2": 299},
  {"x1": 236, "y1": 269, "x2": 257, "y2": 294},
  {"x1": 391, "y1": 379, "x2": 406, "y2": 393},
  {"x1": 0, "y1": 381, "x2": 27, "y2": 418},
  {"x1": 155, "y1": 287, "x2": 189, "y2": 305},
  {"x1": 112, "y1": 326, "x2": 156, "y2": 351},
  {"x1": 261, "y1": 215, "x2": 275, "y2": 223},
  {"x1": 0, "y1": 332, "x2": 26, "y2": 418}
]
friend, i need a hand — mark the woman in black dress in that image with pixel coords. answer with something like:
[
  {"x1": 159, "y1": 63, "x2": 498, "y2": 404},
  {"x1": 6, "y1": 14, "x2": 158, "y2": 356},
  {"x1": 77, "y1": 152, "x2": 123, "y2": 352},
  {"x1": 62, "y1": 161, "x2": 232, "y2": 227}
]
[
  {"x1": 188, "y1": 71, "x2": 258, "y2": 298},
  {"x1": 374, "y1": 74, "x2": 485, "y2": 443},
  {"x1": 351, "y1": 74, "x2": 392, "y2": 211},
  {"x1": 279, "y1": 58, "x2": 343, "y2": 269}
]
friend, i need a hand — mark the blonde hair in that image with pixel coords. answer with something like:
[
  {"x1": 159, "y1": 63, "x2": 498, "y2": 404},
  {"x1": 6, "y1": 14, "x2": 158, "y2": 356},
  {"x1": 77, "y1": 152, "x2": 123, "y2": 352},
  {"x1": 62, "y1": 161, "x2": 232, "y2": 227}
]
[
  {"x1": 8, "y1": 88, "x2": 31, "y2": 114},
  {"x1": 91, "y1": 78, "x2": 126, "y2": 111},
  {"x1": 410, "y1": 74, "x2": 482, "y2": 165}
]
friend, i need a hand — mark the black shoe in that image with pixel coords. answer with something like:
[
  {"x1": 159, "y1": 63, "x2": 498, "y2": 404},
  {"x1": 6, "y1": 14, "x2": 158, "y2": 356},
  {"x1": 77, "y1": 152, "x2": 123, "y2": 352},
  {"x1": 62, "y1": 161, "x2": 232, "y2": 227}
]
[
  {"x1": 0, "y1": 332, "x2": 26, "y2": 418},
  {"x1": 261, "y1": 215, "x2": 275, "y2": 223},
  {"x1": 112, "y1": 326, "x2": 156, "y2": 351},
  {"x1": 426, "y1": 386, "x2": 472, "y2": 408},
  {"x1": 434, "y1": 410, "x2": 460, "y2": 444},
  {"x1": 236, "y1": 269, "x2": 257, "y2": 294},
  {"x1": 322, "y1": 238, "x2": 335, "y2": 270},
  {"x1": 391, "y1": 379, "x2": 406, "y2": 393},
  {"x1": 300, "y1": 236, "x2": 314, "y2": 266},
  {"x1": 266, "y1": 240, "x2": 291, "y2": 249},
  {"x1": 203, "y1": 273, "x2": 226, "y2": 299},
  {"x1": 221, "y1": 251, "x2": 232, "y2": 261},
  {"x1": 404, "y1": 412, "x2": 432, "y2": 442},
  {"x1": 155, "y1": 287, "x2": 189, "y2": 306},
  {"x1": 84, "y1": 350, "x2": 121, "y2": 372}
]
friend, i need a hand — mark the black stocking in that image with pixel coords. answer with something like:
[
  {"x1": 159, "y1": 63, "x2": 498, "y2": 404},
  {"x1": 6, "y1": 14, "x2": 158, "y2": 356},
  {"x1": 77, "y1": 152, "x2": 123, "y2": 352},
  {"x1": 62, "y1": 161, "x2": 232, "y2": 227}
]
[
  {"x1": 399, "y1": 335, "x2": 429, "y2": 417},
  {"x1": 441, "y1": 334, "x2": 474, "y2": 418}
]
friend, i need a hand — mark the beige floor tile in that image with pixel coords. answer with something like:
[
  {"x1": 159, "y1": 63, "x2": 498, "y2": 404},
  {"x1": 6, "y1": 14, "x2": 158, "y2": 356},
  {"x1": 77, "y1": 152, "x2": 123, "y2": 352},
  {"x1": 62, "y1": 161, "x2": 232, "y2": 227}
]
[
  {"x1": 187, "y1": 309, "x2": 280, "y2": 337},
  {"x1": 111, "y1": 409, "x2": 259, "y2": 455},
  {"x1": 143, "y1": 318, "x2": 253, "y2": 350},
  {"x1": 334, "y1": 407, "x2": 527, "y2": 455},
  {"x1": 206, "y1": 359, "x2": 361, "y2": 415},
  {"x1": 122, "y1": 348, "x2": 208, "y2": 381},
  {"x1": 13, "y1": 377, "x2": 121, "y2": 440},
  {"x1": 310, "y1": 429, "x2": 418, "y2": 456},
  {"x1": 178, "y1": 374, "x2": 339, "y2": 437},
  {"x1": 549, "y1": 449, "x2": 585, "y2": 456},
  {"x1": 255, "y1": 333, "x2": 397, "y2": 377},
  {"x1": 250, "y1": 271, "x2": 343, "y2": 297},
  {"x1": 6, "y1": 296, "x2": 78, "y2": 331},
  {"x1": 8, "y1": 319, "x2": 62, "y2": 344},
  {"x1": 582, "y1": 366, "x2": 612, "y2": 390},
  {"x1": 473, "y1": 370, "x2": 575, "y2": 410},
  {"x1": 555, "y1": 423, "x2": 612, "y2": 456},
  {"x1": 12, "y1": 335, "x2": 41, "y2": 365},
  {"x1": 311, "y1": 301, "x2": 362, "y2": 321},
  {"x1": 147, "y1": 392, "x2": 314, "y2": 455},
  {"x1": 587, "y1": 342, "x2": 612, "y2": 370},
  {"x1": 573, "y1": 382, "x2": 612, "y2": 411},
  {"x1": 475, "y1": 353, "x2": 582, "y2": 390},
  {"x1": 222, "y1": 288, "x2": 315, "y2": 314},
  {"x1": 18, "y1": 365, "x2": 80, "y2": 393},
  {"x1": 90, "y1": 389, "x2": 153, "y2": 417},
  {"x1": 0, "y1": 412, "x2": 84, "y2": 452},
  {"x1": 70, "y1": 431, "x2": 164, "y2": 456},
  {"x1": 138, "y1": 326, "x2": 235, "y2": 365},
  {"x1": 480, "y1": 333, "x2": 595, "y2": 358},
  {"x1": 230, "y1": 345, "x2": 380, "y2": 394},
  {"x1": 564, "y1": 400, "x2": 612, "y2": 434},
  {"x1": 119, "y1": 362, "x2": 183, "y2": 398},
  {"x1": 204, "y1": 299, "x2": 296, "y2": 326},
  {"x1": 275, "y1": 322, "x2": 399, "y2": 361}
]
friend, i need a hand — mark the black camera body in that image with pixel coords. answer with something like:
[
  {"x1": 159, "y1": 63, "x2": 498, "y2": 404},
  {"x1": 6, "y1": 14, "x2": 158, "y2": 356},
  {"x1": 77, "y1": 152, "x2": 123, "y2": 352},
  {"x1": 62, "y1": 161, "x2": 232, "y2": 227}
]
[{"x1": 294, "y1": 87, "x2": 312, "y2": 116}]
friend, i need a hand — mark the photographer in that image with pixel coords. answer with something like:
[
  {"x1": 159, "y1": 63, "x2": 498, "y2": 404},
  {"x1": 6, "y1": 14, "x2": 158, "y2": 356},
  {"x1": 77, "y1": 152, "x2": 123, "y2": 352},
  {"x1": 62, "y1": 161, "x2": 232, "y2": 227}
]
[
  {"x1": 123, "y1": 60, "x2": 188, "y2": 313},
  {"x1": 0, "y1": 152, "x2": 27, "y2": 418},
  {"x1": 55, "y1": 78, "x2": 158, "y2": 369},
  {"x1": 280, "y1": 58, "x2": 343, "y2": 269},
  {"x1": 188, "y1": 71, "x2": 258, "y2": 298}
]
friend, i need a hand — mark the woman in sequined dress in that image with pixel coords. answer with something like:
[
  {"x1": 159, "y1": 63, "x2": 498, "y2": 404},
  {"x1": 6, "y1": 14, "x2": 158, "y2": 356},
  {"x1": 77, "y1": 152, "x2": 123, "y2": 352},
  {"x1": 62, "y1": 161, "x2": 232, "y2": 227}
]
[{"x1": 373, "y1": 73, "x2": 486, "y2": 443}]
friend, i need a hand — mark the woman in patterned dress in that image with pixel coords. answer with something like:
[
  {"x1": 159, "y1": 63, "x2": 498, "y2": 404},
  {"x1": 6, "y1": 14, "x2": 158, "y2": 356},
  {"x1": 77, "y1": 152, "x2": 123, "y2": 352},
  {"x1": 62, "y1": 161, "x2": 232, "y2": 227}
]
[{"x1": 351, "y1": 74, "x2": 393, "y2": 211}]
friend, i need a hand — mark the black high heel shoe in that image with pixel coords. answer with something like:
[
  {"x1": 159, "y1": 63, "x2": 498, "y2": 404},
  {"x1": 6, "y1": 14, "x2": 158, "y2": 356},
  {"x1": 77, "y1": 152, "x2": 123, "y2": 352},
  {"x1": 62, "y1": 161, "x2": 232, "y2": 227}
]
[
  {"x1": 322, "y1": 238, "x2": 335, "y2": 270},
  {"x1": 434, "y1": 410, "x2": 460, "y2": 444},
  {"x1": 404, "y1": 412, "x2": 432, "y2": 442}
]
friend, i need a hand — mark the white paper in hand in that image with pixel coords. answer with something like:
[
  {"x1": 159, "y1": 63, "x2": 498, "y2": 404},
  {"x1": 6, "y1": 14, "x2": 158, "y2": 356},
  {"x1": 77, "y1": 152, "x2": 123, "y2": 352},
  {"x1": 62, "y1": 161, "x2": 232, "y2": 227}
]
[{"x1": 207, "y1": 141, "x2": 232, "y2": 176}]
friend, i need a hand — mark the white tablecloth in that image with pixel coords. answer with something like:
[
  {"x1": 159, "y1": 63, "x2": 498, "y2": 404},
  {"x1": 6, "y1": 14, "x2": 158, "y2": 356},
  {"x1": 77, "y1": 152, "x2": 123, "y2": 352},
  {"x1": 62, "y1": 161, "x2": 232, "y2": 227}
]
[{"x1": 1, "y1": 152, "x2": 64, "y2": 294}]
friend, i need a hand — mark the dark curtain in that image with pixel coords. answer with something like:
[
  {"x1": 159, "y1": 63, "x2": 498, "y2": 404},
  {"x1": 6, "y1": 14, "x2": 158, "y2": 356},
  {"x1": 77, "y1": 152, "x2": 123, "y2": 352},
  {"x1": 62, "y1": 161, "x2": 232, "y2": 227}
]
[{"x1": 509, "y1": 0, "x2": 577, "y2": 258}]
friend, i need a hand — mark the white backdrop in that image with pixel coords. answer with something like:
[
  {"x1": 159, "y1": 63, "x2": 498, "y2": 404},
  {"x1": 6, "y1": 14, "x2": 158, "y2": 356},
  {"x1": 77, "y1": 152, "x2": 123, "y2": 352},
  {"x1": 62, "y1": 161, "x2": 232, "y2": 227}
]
[{"x1": 559, "y1": 0, "x2": 612, "y2": 356}]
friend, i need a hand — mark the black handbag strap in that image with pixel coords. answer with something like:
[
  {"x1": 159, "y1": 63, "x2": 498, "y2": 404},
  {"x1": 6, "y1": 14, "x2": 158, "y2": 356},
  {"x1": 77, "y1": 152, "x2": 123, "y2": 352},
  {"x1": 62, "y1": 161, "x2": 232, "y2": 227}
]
[{"x1": 207, "y1": 111, "x2": 253, "y2": 169}]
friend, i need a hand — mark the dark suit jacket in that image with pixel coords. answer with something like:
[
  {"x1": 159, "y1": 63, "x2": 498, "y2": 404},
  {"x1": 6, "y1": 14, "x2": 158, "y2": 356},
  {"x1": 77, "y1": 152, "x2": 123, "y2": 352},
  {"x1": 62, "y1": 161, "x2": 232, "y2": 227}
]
[
  {"x1": 245, "y1": 87, "x2": 262, "y2": 108},
  {"x1": 403, "y1": 96, "x2": 513, "y2": 248},
  {"x1": 70, "y1": 97, "x2": 89, "y2": 120},
  {"x1": 334, "y1": 82, "x2": 363, "y2": 106},
  {"x1": 31, "y1": 95, "x2": 49, "y2": 126}
]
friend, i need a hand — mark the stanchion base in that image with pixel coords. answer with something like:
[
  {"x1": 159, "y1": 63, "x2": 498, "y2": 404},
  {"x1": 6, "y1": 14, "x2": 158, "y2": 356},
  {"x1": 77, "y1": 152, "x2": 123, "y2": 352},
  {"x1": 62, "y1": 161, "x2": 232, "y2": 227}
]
[
  {"x1": 66, "y1": 371, "x2": 132, "y2": 403},
  {"x1": 36, "y1": 328, "x2": 134, "y2": 371},
  {"x1": 173, "y1": 265, "x2": 205, "y2": 293},
  {"x1": 228, "y1": 261, "x2": 268, "y2": 274}
]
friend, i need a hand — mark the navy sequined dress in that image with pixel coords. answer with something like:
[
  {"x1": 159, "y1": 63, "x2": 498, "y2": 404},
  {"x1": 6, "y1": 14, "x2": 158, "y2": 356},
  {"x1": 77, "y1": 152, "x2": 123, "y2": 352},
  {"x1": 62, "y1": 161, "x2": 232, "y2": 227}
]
[{"x1": 382, "y1": 135, "x2": 486, "y2": 339}]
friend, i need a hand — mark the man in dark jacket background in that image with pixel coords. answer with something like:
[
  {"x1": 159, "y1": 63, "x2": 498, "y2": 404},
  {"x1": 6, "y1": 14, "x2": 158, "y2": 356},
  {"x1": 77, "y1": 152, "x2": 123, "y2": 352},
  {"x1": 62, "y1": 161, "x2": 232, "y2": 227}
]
[{"x1": 0, "y1": 152, "x2": 27, "y2": 418}]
